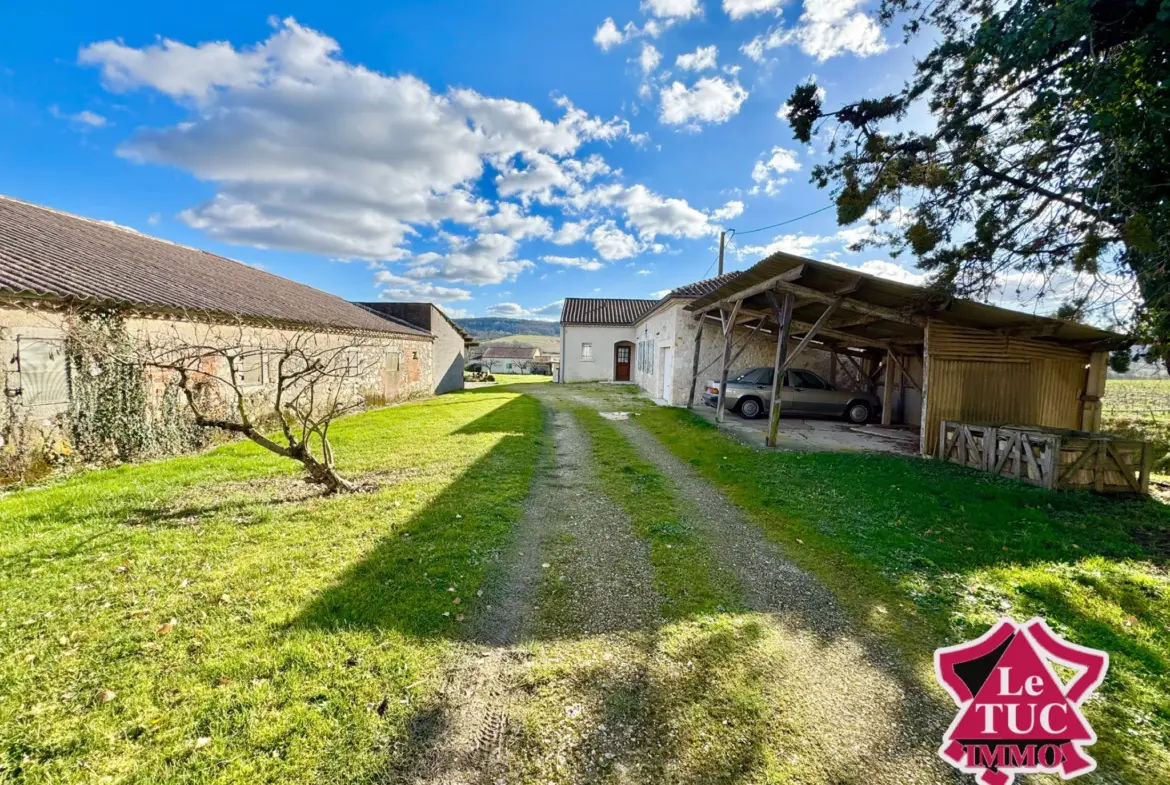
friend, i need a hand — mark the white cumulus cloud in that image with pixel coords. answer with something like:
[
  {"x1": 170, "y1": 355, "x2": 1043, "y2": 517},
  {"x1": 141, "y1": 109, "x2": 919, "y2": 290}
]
[
  {"x1": 659, "y1": 76, "x2": 748, "y2": 126},
  {"x1": 638, "y1": 43, "x2": 662, "y2": 75},
  {"x1": 590, "y1": 222, "x2": 642, "y2": 260},
  {"x1": 711, "y1": 200, "x2": 744, "y2": 222},
  {"x1": 487, "y1": 301, "x2": 564, "y2": 319},
  {"x1": 374, "y1": 272, "x2": 472, "y2": 303},
  {"x1": 594, "y1": 18, "x2": 626, "y2": 51},
  {"x1": 675, "y1": 45, "x2": 718, "y2": 71},
  {"x1": 723, "y1": 0, "x2": 785, "y2": 20},
  {"x1": 741, "y1": 1, "x2": 887, "y2": 63},
  {"x1": 641, "y1": 0, "x2": 703, "y2": 19},
  {"x1": 542, "y1": 255, "x2": 605, "y2": 271},
  {"x1": 750, "y1": 146, "x2": 801, "y2": 195}
]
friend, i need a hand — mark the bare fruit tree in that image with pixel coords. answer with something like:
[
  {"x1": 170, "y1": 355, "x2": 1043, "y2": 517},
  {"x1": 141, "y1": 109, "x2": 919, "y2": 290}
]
[{"x1": 69, "y1": 313, "x2": 384, "y2": 493}]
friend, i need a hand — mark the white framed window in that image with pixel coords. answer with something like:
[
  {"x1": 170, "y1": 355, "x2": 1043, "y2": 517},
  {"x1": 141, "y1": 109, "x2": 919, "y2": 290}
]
[{"x1": 581, "y1": 342, "x2": 593, "y2": 361}]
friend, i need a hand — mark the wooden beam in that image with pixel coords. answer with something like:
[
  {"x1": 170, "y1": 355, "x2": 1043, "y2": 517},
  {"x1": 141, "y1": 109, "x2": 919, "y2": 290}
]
[
  {"x1": 708, "y1": 308, "x2": 888, "y2": 350},
  {"x1": 772, "y1": 281, "x2": 928, "y2": 328},
  {"x1": 842, "y1": 353, "x2": 877, "y2": 393},
  {"x1": 830, "y1": 315, "x2": 882, "y2": 330},
  {"x1": 766, "y1": 290, "x2": 795, "y2": 447},
  {"x1": 881, "y1": 348, "x2": 895, "y2": 425},
  {"x1": 690, "y1": 265, "x2": 806, "y2": 316},
  {"x1": 834, "y1": 276, "x2": 863, "y2": 295},
  {"x1": 777, "y1": 298, "x2": 841, "y2": 376},
  {"x1": 883, "y1": 349, "x2": 921, "y2": 391},
  {"x1": 715, "y1": 302, "x2": 740, "y2": 423},
  {"x1": 724, "y1": 299, "x2": 742, "y2": 335},
  {"x1": 686, "y1": 319, "x2": 704, "y2": 409}
]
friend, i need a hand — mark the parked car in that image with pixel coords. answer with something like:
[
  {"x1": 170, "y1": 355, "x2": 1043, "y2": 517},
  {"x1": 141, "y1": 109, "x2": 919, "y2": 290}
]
[{"x1": 702, "y1": 367, "x2": 880, "y2": 423}]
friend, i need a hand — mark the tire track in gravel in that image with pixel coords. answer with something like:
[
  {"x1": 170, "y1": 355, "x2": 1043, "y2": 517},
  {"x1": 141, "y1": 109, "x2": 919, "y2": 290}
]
[
  {"x1": 611, "y1": 416, "x2": 961, "y2": 785},
  {"x1": 392, "y1": 405, "x2": 663, "y2": 784}
]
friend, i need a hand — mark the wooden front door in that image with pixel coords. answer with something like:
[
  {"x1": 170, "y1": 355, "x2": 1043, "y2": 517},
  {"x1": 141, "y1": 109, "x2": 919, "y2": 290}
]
[{"x1": 614, "y1": 343, "x2": 631, "y2": 381}]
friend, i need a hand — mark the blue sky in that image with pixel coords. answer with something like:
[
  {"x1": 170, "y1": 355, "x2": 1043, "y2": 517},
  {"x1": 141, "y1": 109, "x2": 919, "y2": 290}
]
[{"x1": 0, "y1": 0, "x2": 930, "y2": 320}]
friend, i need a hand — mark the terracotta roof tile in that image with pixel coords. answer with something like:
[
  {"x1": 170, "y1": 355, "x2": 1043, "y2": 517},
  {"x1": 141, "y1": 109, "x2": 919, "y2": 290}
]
[{"x1": 561, "y1": 298, "x2": 658, "y2": 325}]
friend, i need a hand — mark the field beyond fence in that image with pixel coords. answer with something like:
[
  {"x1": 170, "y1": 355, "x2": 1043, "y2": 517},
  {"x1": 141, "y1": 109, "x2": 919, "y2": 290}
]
[{"x1": 1104, "y1": 379, "x2": 1170, "y2": 476}]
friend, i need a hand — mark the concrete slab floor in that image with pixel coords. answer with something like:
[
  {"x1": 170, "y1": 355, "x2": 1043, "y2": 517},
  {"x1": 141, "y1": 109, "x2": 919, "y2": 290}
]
[{"x1": 686, "y1": 402, "x2": 921, "y2": 456}]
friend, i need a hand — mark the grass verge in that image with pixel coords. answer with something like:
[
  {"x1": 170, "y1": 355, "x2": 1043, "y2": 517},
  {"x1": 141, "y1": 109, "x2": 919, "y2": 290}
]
[
  {"x1": 0, "y1": 388, "x2": 543, "y2": 784},
  {"x1": 634, "y1": 405, "x2": 1170, "y2": 783}
]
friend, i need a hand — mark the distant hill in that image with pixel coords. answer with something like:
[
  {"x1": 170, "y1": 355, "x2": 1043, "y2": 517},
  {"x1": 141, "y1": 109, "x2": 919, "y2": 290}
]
[{"x1": 457, "y1": 317, "x2": 560, "y2": 341}]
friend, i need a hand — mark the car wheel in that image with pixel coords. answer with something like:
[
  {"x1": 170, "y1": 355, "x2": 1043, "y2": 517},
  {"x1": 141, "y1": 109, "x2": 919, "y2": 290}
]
[
  {"x1": 739, "y1": 397, "x2": 763, "y2": 419},
  {"x1": 845, "y1": 401, "x2": 871, "y2": 424}
]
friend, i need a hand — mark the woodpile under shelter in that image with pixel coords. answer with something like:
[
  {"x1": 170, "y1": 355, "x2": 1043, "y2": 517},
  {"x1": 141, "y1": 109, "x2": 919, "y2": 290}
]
[{"x1": 684, "y1": 252, "x2": 1124, "y2": 455}]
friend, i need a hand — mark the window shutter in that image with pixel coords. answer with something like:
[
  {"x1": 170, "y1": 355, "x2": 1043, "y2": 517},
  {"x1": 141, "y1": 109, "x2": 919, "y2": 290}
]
[{"x1": 16, "y1": 337, "x2": 70, "y2": 407}]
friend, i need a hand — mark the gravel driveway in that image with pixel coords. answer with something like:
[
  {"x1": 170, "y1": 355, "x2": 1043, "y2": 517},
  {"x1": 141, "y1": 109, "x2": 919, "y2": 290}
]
[{"x1": 392, "y1": 384, "x2": 961, "y2": 784}]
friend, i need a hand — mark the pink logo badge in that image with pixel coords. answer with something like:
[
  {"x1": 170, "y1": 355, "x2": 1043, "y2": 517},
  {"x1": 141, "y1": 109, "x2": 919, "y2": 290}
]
[{"x1": 935, "y1": 617, "x2": 1108, "y2": 785}]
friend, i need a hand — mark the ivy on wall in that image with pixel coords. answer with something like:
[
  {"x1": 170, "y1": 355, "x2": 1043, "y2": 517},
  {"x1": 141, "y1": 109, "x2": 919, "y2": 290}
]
[{"x1": 65, "y1": 311, "x2": 205, "y2": 462}]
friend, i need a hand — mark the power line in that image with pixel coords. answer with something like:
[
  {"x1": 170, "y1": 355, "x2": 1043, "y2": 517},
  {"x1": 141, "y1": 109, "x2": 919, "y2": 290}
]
[
  {"x1": 728, "y1": 204, "x2": 834, "y2": 238},
  {"x1": 699, "y1": 204, "x2": 833, "y2": 280}
]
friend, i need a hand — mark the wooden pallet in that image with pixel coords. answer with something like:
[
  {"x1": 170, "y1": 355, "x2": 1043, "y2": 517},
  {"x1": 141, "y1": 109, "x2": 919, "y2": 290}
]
[{"x1": 938, "y1": 421, "x2": 1151, "y2": 494}]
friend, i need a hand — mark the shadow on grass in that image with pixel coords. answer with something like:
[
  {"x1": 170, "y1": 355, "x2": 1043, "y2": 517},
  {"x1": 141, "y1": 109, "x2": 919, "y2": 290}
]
[
  {"x1": 291, "y1": 394, "x2": 546, "y2": 640},
  {"x1": 637, "y1": 405, "x2": 1170, "y2": 781}
]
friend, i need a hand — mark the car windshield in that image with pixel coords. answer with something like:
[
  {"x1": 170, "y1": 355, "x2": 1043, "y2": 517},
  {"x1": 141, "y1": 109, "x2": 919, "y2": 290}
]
[{"x1": 732, "y1": 368, "x2": 772, "y2": 385}]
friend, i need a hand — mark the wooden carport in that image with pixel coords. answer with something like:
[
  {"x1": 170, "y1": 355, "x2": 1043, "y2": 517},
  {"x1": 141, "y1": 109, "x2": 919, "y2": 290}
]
[{"x1": 683, "y1": 252, "x2": 1124, "y2": 453}]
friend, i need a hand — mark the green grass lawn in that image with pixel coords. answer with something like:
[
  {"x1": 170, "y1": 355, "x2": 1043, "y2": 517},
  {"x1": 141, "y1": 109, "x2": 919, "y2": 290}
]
[
  {"x1": 493, "y1": 374, "x2": 552, "y2": 386},
  {"x1": 0, "y1": 389, "x2": 543, "y2": 784},
  {"x1": 634, "y1": 405, "x2": 1170, "y2": 782}
]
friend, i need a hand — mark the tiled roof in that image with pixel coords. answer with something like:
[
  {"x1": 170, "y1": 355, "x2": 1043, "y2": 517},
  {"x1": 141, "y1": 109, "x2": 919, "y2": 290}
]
[
  {"x1": 0, "y1": 195, "x2": 424, "y2": 336},
  {"x1": 481, "y1": 345, "x2": 539, "y2": 359},
  {"x1": 561, "y1": 298, "x2": 658, "y2": 325},
  {"x1": 667, "y1": 272, "x2": 742, "y2": 298}
]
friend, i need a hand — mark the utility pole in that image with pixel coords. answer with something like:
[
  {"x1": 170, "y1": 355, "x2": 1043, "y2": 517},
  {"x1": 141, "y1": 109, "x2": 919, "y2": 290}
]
[{"x1": 717, "y1": 230, "x2": 725, "y2": 276}]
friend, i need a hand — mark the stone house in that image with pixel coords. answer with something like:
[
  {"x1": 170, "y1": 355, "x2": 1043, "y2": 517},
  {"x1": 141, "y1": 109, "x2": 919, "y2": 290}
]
[
  {"x1": 355, "y1": 302, "x2": 475, "y2": 394},
  {"x1": 479, "y1": 345, "x2": 541, "y2": 374},
  {"x1": 560, "y1": 275, "x2": 831, "y2": 401},
  {"x1": 0, "y1": 194, "x2": 448, "y2": 457}
]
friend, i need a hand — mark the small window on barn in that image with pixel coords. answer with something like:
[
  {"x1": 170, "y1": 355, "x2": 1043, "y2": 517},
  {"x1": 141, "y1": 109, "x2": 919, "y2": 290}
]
[
  {"x1": 581, "y1": 342, "x2": 593, "y2": 361},
  {"x1": 385, "y1": 352, "x2": 400, "y2": 372},
  {"x1": 235, "y1": 349, "x2": 266, "y2": 389},
  {"x1": 412, "y1": 351, "x2": 418, "y2": 360},
  {"x1": 15, "y1": 337, "x2": 70, "y2": 407}
]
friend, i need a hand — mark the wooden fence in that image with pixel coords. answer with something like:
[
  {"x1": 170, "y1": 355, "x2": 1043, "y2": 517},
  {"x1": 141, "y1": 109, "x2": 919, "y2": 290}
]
[{"x1": 938, "y1": 421, "x2": 1151, "y2": 494}]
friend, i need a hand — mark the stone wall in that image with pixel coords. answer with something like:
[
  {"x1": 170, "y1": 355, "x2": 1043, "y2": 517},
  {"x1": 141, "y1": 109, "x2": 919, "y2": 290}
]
[{"x1": 0, "y1": 304, "x2": 434, "y2": 461}]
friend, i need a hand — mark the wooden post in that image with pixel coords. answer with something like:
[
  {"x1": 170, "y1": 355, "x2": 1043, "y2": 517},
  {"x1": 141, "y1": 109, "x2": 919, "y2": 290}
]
[
  {"x1": 1081, "y1": 351, "x2": 1108, "y2": 431},
  {"x1": 1140, "y1": 441, "x2": 1153, "y2": 495},
  {"x1": 686, "y1": 317, "x2": 704, "y2": 409},
  {"x1": 714, "y1": 300, "x2": 741, "y2": 424},
  {"x1": 766, "y1": 290, "x2": 795, "y2": 447},
  {"x1": 717, "y1": 230, "x2": 726, "y2": 276},
  {"x1": 920, "y1": 321, "x2": 931, "y2": 455},
  {"x1": 881, "y1": 348, "x2": 895, "y2": 425}
]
